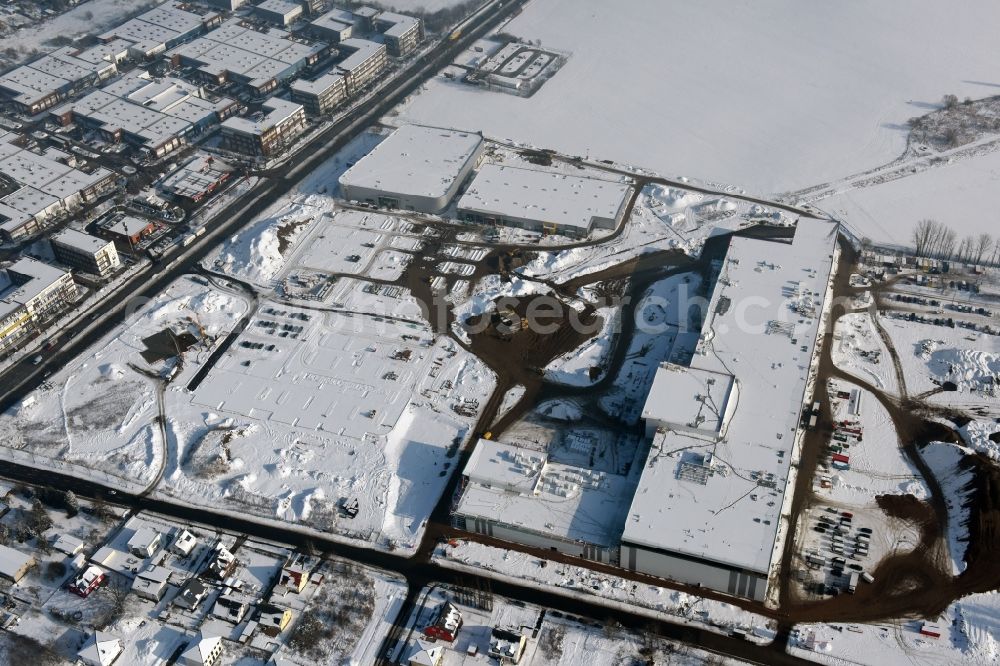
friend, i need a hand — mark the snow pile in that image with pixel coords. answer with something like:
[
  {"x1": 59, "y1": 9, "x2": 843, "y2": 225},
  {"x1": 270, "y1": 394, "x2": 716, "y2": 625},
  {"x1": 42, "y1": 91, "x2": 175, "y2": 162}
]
[
  {"x1": 537, "y1": 399, "x2": 582, "y2": 421},
  {"x1": 646, "y1": 184, "x2": 704, "y2": 210},
  {"x1": 959, "y1": 420, "x2": 1000, "y2": 461},
  {"x1": 952, "y1": 591, "x2": 1000, "y2": 661},
  {"x1": 927, "y1": 347, "x2": 1000, "y2": 393},
  {"x1": 545, "y1": 306, "x2": 619, "y2": 386},
  {"x1": 920, "y1": 441, "x2": 975, "y2": 575}
]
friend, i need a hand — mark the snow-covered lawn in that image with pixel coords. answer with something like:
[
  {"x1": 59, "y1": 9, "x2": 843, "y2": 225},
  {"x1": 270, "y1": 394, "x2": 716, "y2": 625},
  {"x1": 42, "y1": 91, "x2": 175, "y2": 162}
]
[{"x1": 395, "y1": 0, "x2": 1000, "y2": 195}]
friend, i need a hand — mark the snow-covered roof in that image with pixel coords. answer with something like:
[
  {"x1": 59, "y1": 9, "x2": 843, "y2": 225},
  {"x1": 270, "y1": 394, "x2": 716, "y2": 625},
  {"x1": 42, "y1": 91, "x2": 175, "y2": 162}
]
[
  {"x1": 289, "y1": 72, "x2": 345, "y2": 96},
  {"x1": 51, "y1": 228, "x2": 113, "y2": 255},
  {"x1": 78, "y1": 631, "x2": 123, "y2": 666},
  {"x1": 641, "y1": 364, "x2": 736, "y2": 439},
  {"x1": 406, "y1": 640, "x2": 444, "y2": 666},
  {"x1": 457, "y1": 164, "x2": 631, "y2": 231},
  {"x1": 336, "y1": 38, "x2": 385, "y2": 73},
  {"x1": 4, "y1": 257, "x2": 70, "y2": 306},
  {"x1": 622, "y1": 219, "x2": 839, "y2": 574},
  {"x1": 221, "y1": 98, "x2": 302, "y2": 137},
  {"x1": 180, "y1": 634, "x2": 222, "y2": 665},
  {"x1": 377, "y1": 11, "x2": 420, "y2": 37},
  {"x1": 0, "y1": 142, "x2": 113, "y2": 204},
  {"x1": 457, "y1": 439, "x2": 630, "y2": 548},
  {"x1": 339, "y1": 124, "x2": 483, "y2": 200},
  {"x1": 256, "y1": 0, "x2": 303, "y2": 19},
  {"x1": 51, "y1": 533, "x2": 85, "y2": 555},
  {"x1": 0, "y1": 544, "x2": 33, "y2": 580}
]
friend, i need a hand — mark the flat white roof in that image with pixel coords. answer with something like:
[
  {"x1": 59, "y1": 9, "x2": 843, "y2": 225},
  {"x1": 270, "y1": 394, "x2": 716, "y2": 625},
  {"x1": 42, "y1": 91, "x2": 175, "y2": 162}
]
[
  {"x1": 52, "y1": 228, "x2": 113, "y2": 254},
  {"x1": 221, "y1": 97, "x2": 302, "y2": 137},
  {"x1": 339, "y1": 124, "x2": 482, "y2": 200},
  {"x1": 337, "y1": 38, "x2": 385, "y2": 73},
  {"x1": 457, "y1": 439, "x2": 631, "y2": 548},
  {"x1": 622, "y1": 219, "x2": 839, "y2": 574},
  {"x1": 641, "y1": 364, "x2": 736, "y2": 438},
  {"x1": 458, "y1": 164, "x2": 630, "y2": 230},
  {"x1": 289, "y1": 72, "x2": 345, "y2": 96}
]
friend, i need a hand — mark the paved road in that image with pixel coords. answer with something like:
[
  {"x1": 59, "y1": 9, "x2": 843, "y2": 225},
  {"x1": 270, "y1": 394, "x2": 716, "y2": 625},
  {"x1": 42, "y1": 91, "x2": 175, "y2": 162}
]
[{"x1": 0, "y1": 456, "x2": 808, "y2": 666}]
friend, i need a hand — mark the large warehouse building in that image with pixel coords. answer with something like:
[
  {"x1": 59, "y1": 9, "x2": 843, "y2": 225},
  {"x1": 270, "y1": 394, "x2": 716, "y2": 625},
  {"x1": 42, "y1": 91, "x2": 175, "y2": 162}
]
[
  {"x1": 457, "y1": 164, "x2": 631, "y2": 238},
  {"x1": 339, "y1": 125, "x2": 484, "y2": 213},
  {"x1": 454, "y1": 438, "x2": 630, "y2": 563},
  {"x1": 620, "y1": 219, "x2": 839, "y2": 601}
]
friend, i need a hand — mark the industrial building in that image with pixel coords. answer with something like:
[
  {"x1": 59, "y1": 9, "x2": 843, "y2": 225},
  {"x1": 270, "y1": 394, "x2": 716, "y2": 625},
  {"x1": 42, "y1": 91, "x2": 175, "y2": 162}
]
[
  {"x1": 99, "y1": 4, "x2": 223, "y2": 60},
  {"x1": 254, "y1": 0, "x2": 305, "y2": 27},
  {"x1": 50, "y1": 228, "x2": 121, "y2": 278},
  {"x1": 221, "y1": 98, "x2": 306, "y2": 157},
  {"x1": 453, "y1": 438, "x2": 631, "y2": 563},
  {"x1": 290, "y1": 72, "x2": 347, "y2": 115},
  {"x1": 0, "y1": 132, "x2": 117, "y2": 242},
  {"x1": 0, "y1": 258, "x2": 78, "y2": 355},
  {"x1": 335, "y1": 38, "x2": 387, "y2": 95},
  {"x1": 457, "y1": 164, "x2": 632, "y2": 238},
  {"x1": 52, "y1": 73, "x2": 238, "y2": 158},
  {"x1": 168, "y1": 18, "x2": 325, "y2": 95},
  {"x1": 620, "y1": 219, "x2": 839, "y2": 601},
  {"x1": 339, "y1": 124, "x2": 484, "y2": 213},
  {"x1": 374, "y1": 11, "x2": 424, "y2": 57}
]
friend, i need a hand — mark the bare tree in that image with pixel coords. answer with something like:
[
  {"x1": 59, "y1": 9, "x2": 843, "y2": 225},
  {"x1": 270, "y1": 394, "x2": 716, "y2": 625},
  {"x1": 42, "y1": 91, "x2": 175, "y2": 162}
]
[
  {"x1": 942, "y1": 94, "x2": 959, "y2": 109},
  {"x1": 912, "y1": 219, "x2": 936, "y2": 257},
  {"x1": 973, "y1": 233, "x2": 994, "y2": 266}
]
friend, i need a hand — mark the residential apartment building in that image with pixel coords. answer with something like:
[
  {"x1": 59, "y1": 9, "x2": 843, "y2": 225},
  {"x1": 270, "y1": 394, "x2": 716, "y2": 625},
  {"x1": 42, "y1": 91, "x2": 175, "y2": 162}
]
[
  {"x1": 375, "y1": 12, "x2": 423, "y2": 57},
  {"x1": 0, "y1": 258, "x2": 78, "y2": 354},
  {"x1": 335, "y1": 38, "x2": 387, "y2": 95},
  {"x1": 50, "y1": 228, "x2": 121, "y2": 277},
  {"x1": 290, "y1": 72, "x2": 347, "y2": 115},
  {"x1": 220, "y1": 98, "x2": 306, "y2": 157}
]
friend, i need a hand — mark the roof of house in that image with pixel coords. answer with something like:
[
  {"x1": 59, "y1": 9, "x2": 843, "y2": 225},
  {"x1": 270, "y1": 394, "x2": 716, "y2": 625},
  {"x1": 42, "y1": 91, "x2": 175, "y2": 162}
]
[
  {"x1": 78, "y1": 631, "x2": 123, "y2": 666},
  {"x1": 0, "y1": 544, "x2": 33, "y2": 579}
]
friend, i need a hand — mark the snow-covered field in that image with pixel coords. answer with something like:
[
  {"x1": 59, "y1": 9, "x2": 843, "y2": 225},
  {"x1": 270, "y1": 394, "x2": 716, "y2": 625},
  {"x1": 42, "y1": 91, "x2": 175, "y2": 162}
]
[
  {"x1": 790, "y1": 588, "x2": 1000, "y2": 666},
  {"x1": 395, "y1": 0, "x2": 1000, "y2": 195},
  {"x1": 879, "y1": 314, "x2": 1000, "y2": 412},
  {"x1": 0, "y1": 276, "x2": 249, "y2": 488},
  {"x1": 817, "y1": 147, "x2": 1000, "y2": 248}
]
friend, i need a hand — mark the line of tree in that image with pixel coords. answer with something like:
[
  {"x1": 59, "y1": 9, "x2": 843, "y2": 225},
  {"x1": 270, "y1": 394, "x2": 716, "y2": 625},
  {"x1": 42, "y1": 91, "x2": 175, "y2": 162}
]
[{"x1": 911, "y1": 219, "x2": 998, "y2": 266}]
